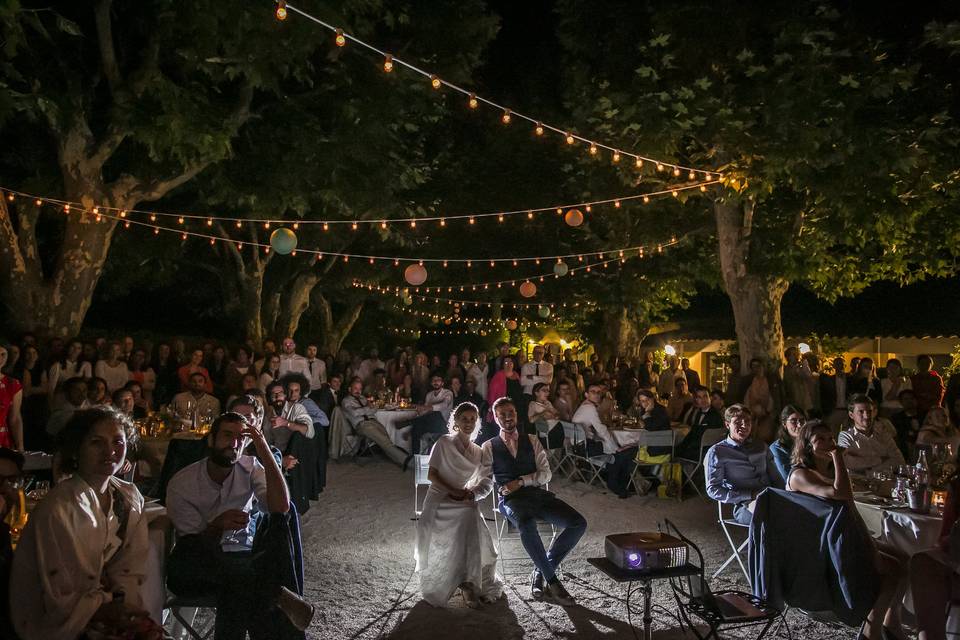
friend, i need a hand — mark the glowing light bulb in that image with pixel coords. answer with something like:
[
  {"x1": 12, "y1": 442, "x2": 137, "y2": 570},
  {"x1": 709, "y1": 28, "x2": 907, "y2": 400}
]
[
  {"x1": 635, "y1": 157, "x2": 643, "y2": 168},
  {"x1": 501, "y1": 109, "x2": 511, "y2": 124},
  {"x1": 535, "y1": 122, "x2": 544, "y2": 136},
  {"x1": 207, "y1": 218, "x2": 213, "y2": 227},
  {"x1": 383, "y1": 54, "x2": 393, "y2": 73},
  {"x1": 469, "y1": 217, "x2": 475, "y2": 225},
  {"x1": 612, "y1": 151, "x2": 621, "y2": 163},
  {"x1": 235, "y1": 220, "x2": 241, "y2": 228},
  {"x1": 381, "y1": 221, "x2": 387, "y2": 229},
  {"x1": 498, "y1": 214, "x2": 504, "y2": 222},
  {"x1": 275, "y1": 1, "x2": 287, "y2": 20},
  {"x1": 64, "y1": 204, "x2": 71, "y2": 213},
  {"x1": 468, "y1": 93, "x2": 478, "y2": 109},
  {"x1": 565, "y1": 132, "x2": 575, "y2": 145},
  {"x1": 430, "y1": 75, "x2": 441, "y2": 90},
  {"x1": 643, "y1": 196, "x2": 650, "y2": 204},
  {"x1": 700, "y1": 185, "x2": 707, "y2": 192},
  {"x1": 439, "y1": 218, "x2": 445, "y2": 227},
  {"x1": 150, "y1": 214, "x2": 157, "y2": 222},
  {"x1": 672, "y1": 190, "x2": 678, "y2": 197},
  {"x1": 351, "y1": 221, "x2": 358, "y2": 230},
  {"x1": 688, "y1": 171, "x2": 696, "y2": 180},
  {"x1": 589, "y1": 144, "x2": 598, "y2": 155},
  {"x1": 334, "y1": 29, "x2": 346, "y2": 47},
  {"x1": 34, "y1": 199, "x2": 42, "y2": 206},
  {"x1": 656, "y1": 163, "x2": 664, "y2": 172},
  {"x1": 323, "y1": 223, "x2": 329, "y2": 231},
  {"x1": 5, "y1": 193, "x2": 13, "y2": 202},
  {"x1": 178, "y1": 216, "x2": 185, "y2": 224},
  {"x1": 527, "y1": 211, "x2": 534, "y2": 219},
  {"x1": 614, "y1": 200, "x2": 621, "y2": 208},
  {"x1": 119, "y1": 210, "x2": 127, "y2": 218}
]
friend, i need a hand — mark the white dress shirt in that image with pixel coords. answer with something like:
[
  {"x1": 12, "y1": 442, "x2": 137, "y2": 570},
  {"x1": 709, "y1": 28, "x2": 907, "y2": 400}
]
[
  {"x1": 424, "y1": 388, "x2": 455, "y2": 421},
  {"x1": 304, "y1": 357, "x2": 327, "y2": 387},
  {"x1": 474, "y1": 434, "x2": 552, "y2": 499},
  {"x1": 838, "y1": 419, "x2": 905, "y2": 473},
  {"x1": 519, "y1": 359, "x2": 553, "y2": 395},
  {"x1": 278, "y1": 353, "x2": 309, "y2": 379},
  {"x1": 341, "y1": 393, "x2": 377, "y2": 427},
  {"x1": 264, "y1": 401, "x2": 315, "y2": 450},
  {"x1": 571, "y1": 400, "x2": 618, "y2": 454},
  {"x1": 166, "y1": 455, "x2": 268, "y2": 551}
]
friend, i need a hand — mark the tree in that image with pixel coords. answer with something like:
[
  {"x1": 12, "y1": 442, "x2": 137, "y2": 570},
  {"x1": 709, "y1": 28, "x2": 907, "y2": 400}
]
[{"x1": 556, "y1": 1, "x2": 960, "y2": 372}]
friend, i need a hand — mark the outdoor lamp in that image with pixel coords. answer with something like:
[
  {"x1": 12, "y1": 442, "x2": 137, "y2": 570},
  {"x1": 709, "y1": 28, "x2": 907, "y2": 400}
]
[{"x1": 664, "y1": 345, "x2": 677, "y2": 356}]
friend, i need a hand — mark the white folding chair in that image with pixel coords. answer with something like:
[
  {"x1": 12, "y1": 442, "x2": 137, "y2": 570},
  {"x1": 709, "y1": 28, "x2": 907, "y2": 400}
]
[
  {"x1": 713, "y1": 500, "x2": 751, "y2": 586},
  {"x1": 628, "y1": 429, "x2": 676, "y2": 496},
  {"x1": 676, "y1": 427, "x2": 725, "y2": 498},
  {"x1": 490, "y1": 483, "x2": 558, "y2": 579},
  {"x1": 565, "y1": 422, "x2": 614, "y2": 487},
  {"x1": 413, "y1": 454, "x2": 431, "y2": 518}
]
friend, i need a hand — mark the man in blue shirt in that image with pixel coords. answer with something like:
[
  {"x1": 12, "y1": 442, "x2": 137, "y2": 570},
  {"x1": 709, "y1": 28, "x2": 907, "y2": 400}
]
[{"x1": 705, "y1": 404, "x2": 784, "y2": 524}]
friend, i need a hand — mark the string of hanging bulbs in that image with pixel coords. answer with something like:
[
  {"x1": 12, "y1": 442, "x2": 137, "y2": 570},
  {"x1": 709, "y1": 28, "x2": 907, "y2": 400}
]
[{"x1": 272, "y1": 1, "x2": 718, "y2": 180}]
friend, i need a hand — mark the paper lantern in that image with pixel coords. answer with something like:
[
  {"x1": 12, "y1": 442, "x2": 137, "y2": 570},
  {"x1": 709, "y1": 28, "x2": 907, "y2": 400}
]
[
  {"x1": 519, "y1": 281, "x2": 537, "y2": 298},
  {"x1": 269, "y1": 228, "x2": 298, "y2": 255},
  {"x1": 404, "y1": 263, "x2": 428, "y2": 286},
  {"x1": 538, "y1": 305, "x2": 551, "y2": 318},
  {"x1": 443, "y1": 318, "x2": 452, "y2": 325},
  {"x1": 505, "y1": 319, "x2": 518, "y2": 331},
  {"x1": 564, "y1": 208, "x2": 584, "y2": 227},
  {"x1": 553, "y1": 261, "x2": 569, "y2": 276}
]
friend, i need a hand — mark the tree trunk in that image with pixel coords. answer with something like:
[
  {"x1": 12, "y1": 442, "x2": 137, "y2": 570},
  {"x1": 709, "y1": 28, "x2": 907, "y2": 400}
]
[
  {"x1": 271, "y1": 270, "x2": 320, "y2": 340},
  {"x1": 715, "y1": 199, "x2": 790, "y2": 375},
  {"x1": 313, "y1": 291, "x2": 364, "y2": 356},
  {"x1": 595, "y1": 307, "x2": 649, "y2": 361}
]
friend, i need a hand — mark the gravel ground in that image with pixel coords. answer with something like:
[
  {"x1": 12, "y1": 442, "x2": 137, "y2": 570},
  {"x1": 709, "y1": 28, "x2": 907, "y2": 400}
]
[{"x1": 291, "y1": 457, "x2": 859, "y2": 640}]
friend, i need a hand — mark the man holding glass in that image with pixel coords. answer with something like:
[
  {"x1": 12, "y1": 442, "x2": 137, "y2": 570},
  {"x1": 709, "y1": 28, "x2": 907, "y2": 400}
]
[{"x1": 166, "y1": 412, "x2": 314, "y2": 639}]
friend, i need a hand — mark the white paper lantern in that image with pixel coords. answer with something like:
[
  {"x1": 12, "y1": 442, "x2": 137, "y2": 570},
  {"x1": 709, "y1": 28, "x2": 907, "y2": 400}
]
[{"x1": 553, "y1": 261, "x2": 569, "y2": 276}]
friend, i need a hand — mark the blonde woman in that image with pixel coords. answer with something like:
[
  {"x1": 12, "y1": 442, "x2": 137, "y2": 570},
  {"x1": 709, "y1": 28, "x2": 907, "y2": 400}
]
[{"x1": 415, "y1": 402, "x2": 501, "y2": 608}]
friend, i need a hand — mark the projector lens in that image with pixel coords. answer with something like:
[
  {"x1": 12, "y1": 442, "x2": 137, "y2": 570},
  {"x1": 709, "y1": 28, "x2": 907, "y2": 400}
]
[{"x1": 627, "y1": 552, "x2": 641, "y2": 568}]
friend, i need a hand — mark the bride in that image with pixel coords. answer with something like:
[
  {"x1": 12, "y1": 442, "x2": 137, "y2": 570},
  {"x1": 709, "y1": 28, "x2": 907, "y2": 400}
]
[{"x1": 415, "y1": 402, "x2": 502, "y2": 607}]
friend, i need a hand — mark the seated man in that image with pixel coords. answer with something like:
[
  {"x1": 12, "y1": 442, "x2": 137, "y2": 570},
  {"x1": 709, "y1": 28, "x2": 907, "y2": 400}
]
[
  {"x1": 476, "y1": 398, "x2": 586, "y2": 606},
  {"x1": 573, "y1": 384, "x2": 636, "y2": 497},
  {"x1": 363, "y1": 368, "x2": 389, "y2": 398},
  {"x1": 46, "y1": 376, "x2": 89, "y2": 437},
  {"x1": 264, "y1": 380, "x2": 314, "y2": 451},
  {"x1": 283, "y1": 374, "x2": 330, "y2": 492},
  {"x1": 676, "y1": 385, "x2": 724, "y2": 460},
  {"x1": 406, "y1": 374, "x2": 455, "y2": 465},
  {"x1": 340, "y1": 377, "x2": 409, "y2": 467},
  {"x1": 111, "y1": 386, "x2": 146, "y2": 420},
  {"x1": 166, "y1": 412, "x2": 314, "y2": 639},
  {"x1": 705, "y1": 404, "x2": 784, "y2": 524},
  {"x1": 172, "y1": 372, "x2": 221, "y2": 425},
  {"x1": 839, "y1": 393, "x2": 904, "y2": 475}
]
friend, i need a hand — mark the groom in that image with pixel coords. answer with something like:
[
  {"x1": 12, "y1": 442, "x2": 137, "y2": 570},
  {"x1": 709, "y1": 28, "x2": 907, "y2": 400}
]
[{"x1": 477, "y1": 397, "x2": 587, "y2": 605}]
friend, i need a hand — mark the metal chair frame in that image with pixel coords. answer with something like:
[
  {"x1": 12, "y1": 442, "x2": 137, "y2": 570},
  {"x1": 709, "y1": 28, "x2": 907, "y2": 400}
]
[
  {"x1": 675, "y1": 427, "x2": 726, "y2": 498},
  {"x1": 413, "y1": 454, "x2": 431, "y2": 518},
  {"x1": 490, "y1": 482, "x2": 558, "y2": 578},
  {"x1": 565, "y1": 422, "x2": 614, "y2": 487},
  {"x1": 713, "y1": 500, "x2": 751, "y2": 586},
  {"x1": 663, "y1": 519, "x2": 785, "y2": 640},
  {"x1": 628, "y1": 429, "x2": 677, "y2": 496}
]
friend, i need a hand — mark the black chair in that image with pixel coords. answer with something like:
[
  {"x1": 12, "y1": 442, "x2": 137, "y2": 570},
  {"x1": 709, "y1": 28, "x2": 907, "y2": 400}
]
[
  {"x1": 284, "y1": 431, "x2": 319, "y2": 514},
  {"x1": 664, "y1": 519, "x2": 785, "y2": 640},
  {"x1": 155, "y1": 438, "x2": 208, "y2": 504}
]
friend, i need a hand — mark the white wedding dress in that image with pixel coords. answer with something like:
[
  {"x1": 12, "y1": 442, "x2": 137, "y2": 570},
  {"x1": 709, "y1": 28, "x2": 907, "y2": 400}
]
[{"x1": 415, "y1": 433, "x2": 502, "y2": 606}]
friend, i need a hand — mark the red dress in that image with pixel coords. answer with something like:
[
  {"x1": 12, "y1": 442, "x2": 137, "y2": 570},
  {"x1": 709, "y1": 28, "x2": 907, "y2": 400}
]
[{"x1": 0, "y1": 374, "x2": 23, "y2": 448}]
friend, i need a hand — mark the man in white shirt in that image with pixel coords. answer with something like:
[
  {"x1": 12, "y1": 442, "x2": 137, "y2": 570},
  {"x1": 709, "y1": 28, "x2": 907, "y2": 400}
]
[
  {"x1": 572, "y1": 384, "x2": 635, "y2": 498},
  {"x1": 340, "y1": 378, "x2": 408, "y2": 466},
  {"x1": 171, "y1": 372, "x2": 221, "y2": 425},
  {"x1": 839, "y1": 393, "x2": 905, "y2": 474},
  {"x1": 265, "y1": 380, "x2": 314, "y2": 452},
  {"x1": 303, "y1": 344, "x2": 326, "y2": 389},
  {"x1": 474, "y1": 397, "x2": 586, "y2": 606},
  {"x1": 166, "y1": 412, "x2": 314, "y2": 638},
  {"x1": 656, "y1": 356, "x2": 685, "y2": 400},
  {"x1": 278, "y1": 338, "x2": 309, "y2": 379},
  {"x1": 355, "y1": 348, "x2": 385, "y2": 386},
  {"x1": 404, "y1": 375, "x2": 455, "y2": 467},
  {"x1": 520, "y1": 345, "x2": 554, "y2": 396}
]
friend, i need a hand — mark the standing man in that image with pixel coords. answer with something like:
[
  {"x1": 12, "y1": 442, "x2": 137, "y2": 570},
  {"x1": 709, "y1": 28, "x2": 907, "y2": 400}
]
[
  {"x1": 520, "y1": 345, "x2": 554, "y2": 398},
  {"x1": 657, "y1": 356, "x2": 685, "y2": 400},
  {"x1": 681, "y1": 358, "x2": 701, "y2": 391},
  {"x1": 476, "y1": 398, "x2": 587, "y2": 605},
  {"x1": 820, "y1": 356, "x2": 848, "y2": 431},
  {"x1": 912, "y1": 354, "x2": 945, "y2": 416},
  {"x1": 278, "y1": 338, "x2": 309, "y2": 379},
  {"x1": 303, "y1": 343, "x2": 327, "y2": 391},
  {"x1": 166, "y1": 413, "x2": 314, "y2": 638}
]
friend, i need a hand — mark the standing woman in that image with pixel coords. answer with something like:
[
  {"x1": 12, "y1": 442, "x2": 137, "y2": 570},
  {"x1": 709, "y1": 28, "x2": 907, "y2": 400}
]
[
  {"x1": 47, "y1": 339, "x2": 92, "y2": 402},
  {"x1": 0, "y1": 344, "x2": 24, "y2": 451},
  {"x1": 415, "y1": 402, "x2": 501, "y2": 608},
  {"x1": 10, "y1": 407, "x2": 156, "y2": 639},
  {"x1": 486, "y1": 358, "x2": 520, "y2": 423},
  {"x1": 94, "y1": 342, "x2": 130, "y2": 394}
]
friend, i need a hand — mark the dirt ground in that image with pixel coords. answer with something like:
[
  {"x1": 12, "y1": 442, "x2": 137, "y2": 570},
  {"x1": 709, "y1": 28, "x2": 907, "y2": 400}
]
[{"x1": 289, "y1": 458, "x2": 855, "y2": 640}]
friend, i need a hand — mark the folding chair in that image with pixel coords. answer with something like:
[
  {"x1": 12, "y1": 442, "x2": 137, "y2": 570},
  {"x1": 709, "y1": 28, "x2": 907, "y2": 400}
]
[
  {"x1": 676, "y1": 427, "x2": 725, "y2": 498},
  {"x1": 490, "y1": 483, "x2": 558, "y2": 578},
  {"x1": 664, "y1": 519, "x2": 784, "y2": 640},
  {"x1": 413, "y1": 454, "x2": 431, "y2": 518},
  {"x1": 565, "y1": 422, "x2": 614, "y2": 487},
  {"x1": 532, "y1": 419, "x2": 569, "y2": 474},
  {"x1": 712, "y1": 500, "x2": 751, "y2": 586},
  {"x1": 628, "y1": 429, "x2": 676, "y2": 496},
  {"x1": 165, "y1": 594, "x2": 217, "y2": 640}
]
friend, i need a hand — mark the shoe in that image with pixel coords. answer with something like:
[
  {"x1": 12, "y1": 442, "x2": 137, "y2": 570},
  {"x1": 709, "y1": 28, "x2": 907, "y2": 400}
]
[
  {"x1": 460, "y1": 584, "x2": 481, "y2": 609},
  {"x1": 402, "y1": 454, "x2": 414, "y2": 472},
  {"x1": 543, "y1": 579, "x2": 575, "y2": 606},
  {"x1": 530, "y1": 570, "x2": 545, "y2": 600},
  {"x1": 276, "y1": 586, "x2": 315, "y2": 631}
]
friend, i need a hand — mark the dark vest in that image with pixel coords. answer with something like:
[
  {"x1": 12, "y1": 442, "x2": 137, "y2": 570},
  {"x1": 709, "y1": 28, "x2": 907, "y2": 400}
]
[{"x1": 490, "y1": 433, "x2": 537, "y2": 487}]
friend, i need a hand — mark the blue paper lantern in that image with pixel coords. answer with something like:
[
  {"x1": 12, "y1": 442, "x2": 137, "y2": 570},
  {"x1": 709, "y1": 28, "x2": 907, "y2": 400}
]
[{"x1": 270, "y1": 228, "x2": 298, "y2": 254}]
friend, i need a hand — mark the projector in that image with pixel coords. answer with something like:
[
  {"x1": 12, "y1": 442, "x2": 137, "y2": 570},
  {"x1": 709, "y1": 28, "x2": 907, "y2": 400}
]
[{"x1": 604, "y1": 532, "x2": 688, "y2": 571}]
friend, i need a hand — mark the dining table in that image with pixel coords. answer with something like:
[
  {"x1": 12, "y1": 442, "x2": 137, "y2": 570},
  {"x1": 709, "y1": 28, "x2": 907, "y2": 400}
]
[
  {"x1": 610, "y1": 423, "x2": 691, "y2": 448},
  {"x1": 853, "y1": 491, "x2": 943, "y2": 556},
  {"x1": 375, "y1": 408, "x2": 419, "y2": 448}
]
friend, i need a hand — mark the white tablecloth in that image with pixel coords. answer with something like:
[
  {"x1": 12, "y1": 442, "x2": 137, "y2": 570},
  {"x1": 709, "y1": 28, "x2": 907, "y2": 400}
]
[
  {"x1": 376, "y1": 409, "x2": 418, "y2": 448},
  {"x1": 610, "y1": 426, "x2": 690, "y2": 448},
  {"x1": 855, "y1": 498, "x2": 942, "y2": 556}
]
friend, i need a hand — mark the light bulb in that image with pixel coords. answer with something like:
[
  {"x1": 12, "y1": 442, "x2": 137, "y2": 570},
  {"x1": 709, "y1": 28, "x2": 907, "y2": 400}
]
[
  {"x1": 335, "y1": 29, "x2": 346, "y2": 47},
  {"x1": 700, "y1": 185, "x2": 707, "y2": 192},
  {"x1": 64, "y1": 204, "x2": 71, "y2": 212},
  {"x1": 614, "y1": 200, "x2": 621, "y2": 208},
  {"x1": 498, "y1": 214, "x2": 504, "y2": 222},
  {"x1": 501, "y1": 109, "x2": 511, "y2": 124},
  {"x1": 351, "y1": 221, "x2": 358, "y2": 230},
  {"x1": 119, "y1": 210, "x2": 127, "y2": 218},
  {"x1": 439, "y1": 218, "x2": 445, "y2": 227},
  {"x1": 656, "y1": 163, "x2": 664, "y2": 172},
  {"x1": 381, "y1": 221, "x2": 387, "y2": 229},
  {"x1": 34, "y1": 199, "x2": 41, "y2": 206},
  {"x1": 5, "y1": 193, "x2": 13, "y2": 202},
  {"x1": 383, "y1": 54, "x2": 393, "y2": 73},
  {"x1": 688, "y1": 171, "x2": 696, "y2": 180},
  {"x1": 235, "y1": 220, "x2": 241, "y2": 228},
  {"x1": 589, "y1": 144, "x2": 598, "y2": 155},
  {"x1": 469, "y1": 217, "x2": 475, "y2": 225},
  {"x1": 178, "y1": 216, "x2": 185, "y2": 224},
  {"x1": 565, "y1": 132, "x2": 575, "y2": 145},
  {"x1": 275, "y1": 1, "x2": 287, "y2": 20},
  {"x1": 635, "y1": 158, "x2": 643, "y2": 168},
  {"x1": 468, "y1": 93, "x2": 478, "y2": 109},
  {"x1": 643, "y1": 196, "x2": 650, "y2": 204},
  {"x1": 151, "y1": 214, "x2": 157, "y2": 222},
  {"x1": 527, "y1": 211, "x2": 534, "y2": 219},
  {"x1": 430, "y1": 75, "x2": 441, "y2": 89},
  {"x1": 207, "y1": 218, "x2": 213, "y2": 226},
  {"x1": 673, "y1": 167, "x2": 681, "y2": 177},
  {"x1": 535, "y1": 122, "x2": 544, "y2": 136},
  {"x1": 612, "y1": 151, "x2": 621, "y2": 163}
]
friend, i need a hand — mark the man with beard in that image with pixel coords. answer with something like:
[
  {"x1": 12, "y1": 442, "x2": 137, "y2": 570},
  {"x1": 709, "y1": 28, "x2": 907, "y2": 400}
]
[
  {"x1": 166, "y1": 412, "x2": 314, "y2": 639},
  {"x1": 403, "y1": 374, "x2": 455, "y2": 469}
]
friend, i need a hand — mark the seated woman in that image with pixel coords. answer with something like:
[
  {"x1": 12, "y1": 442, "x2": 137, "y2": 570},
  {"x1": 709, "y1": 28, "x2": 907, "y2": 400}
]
[
  {"x1": 910, "y1": 473, "x2": 960, "y2": 640},
  {"x1": 415, "y1": 402, "x2": 502, "y2": 608},
  {"x1": 787, "y1": 420, "x2": 906, "y2": 640},
  {"x1": 528, "y1": 382, "x2": 561, "y2": 426},
  {"x1": 10, "y1": 406, "x2": 160, "y2": 640},
  {"x1": 770, "y1": 405, "x2": 805, "y2": 480},
  {"x1": 628, "y1": 389, "x2": 672, "y2": 457},
  {"x1": 916, "y1": 407, "x2": 960, "y2": 457}
]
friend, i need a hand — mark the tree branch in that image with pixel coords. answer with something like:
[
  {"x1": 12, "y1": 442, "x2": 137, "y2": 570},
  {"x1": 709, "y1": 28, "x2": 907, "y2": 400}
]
[{"x1": 94, "y1": 0, "x2": 121, "y2": 95}]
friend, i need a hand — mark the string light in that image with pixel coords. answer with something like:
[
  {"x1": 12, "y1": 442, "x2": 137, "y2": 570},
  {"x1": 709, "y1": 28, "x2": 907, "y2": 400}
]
[
  {"x1": 501, "y1": 109, "x2": 512, "y2": 124},
  {"x1": 589, "y1": 144, "x2": 598, "y2": 155},
  {"x1": 535, "y1": 123, "x2": 544, "y2": 136},
  {"x1": 468, "y1": 93, "x2": 478, "y2": 109},
  {"x1": 565, "y1": 132, "x2": 575, "y2": 145},
  {"x1": 275, "y1": 1, "x2": 287, "y2": 20},
  {"x1": 334, "y1": 28, "x2": 346, "y2": 47},
  {"x1": 430, "y1": 75, "x2": 441, "y2": 90},
  {"x1": 383, "y1": 54, "x2": 394, "y2": 73},
  {"x1": 612, "y1": 151, "x2": 621, "y2": 163}
]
